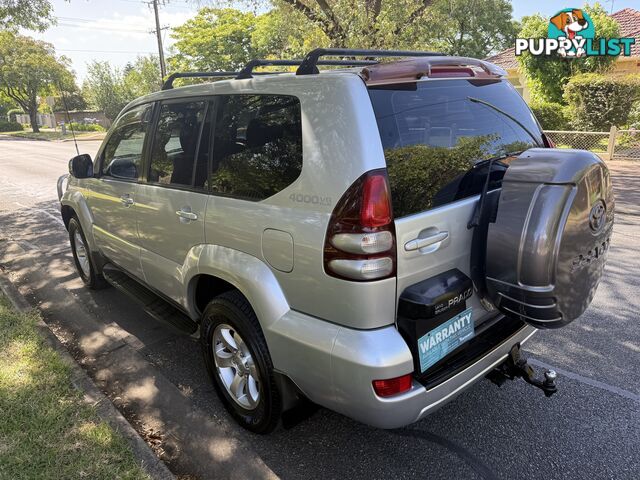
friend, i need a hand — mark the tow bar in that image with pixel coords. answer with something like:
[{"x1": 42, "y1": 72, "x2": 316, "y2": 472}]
[{"x1": 487, "y1": 344, "x2": 558, "y2": 398}]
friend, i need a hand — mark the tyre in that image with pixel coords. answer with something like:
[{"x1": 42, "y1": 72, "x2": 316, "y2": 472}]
[
  {"x1": 201, "y1": 290, "x2": 281, "y2": 434},
  {"x1": 68, "y1": 217, "x2": 107, "y2": 289}
]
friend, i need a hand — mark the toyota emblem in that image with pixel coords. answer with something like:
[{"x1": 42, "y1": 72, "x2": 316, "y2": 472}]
[{"x1": 589, "y1": 200, "x2": 606, "y2": 234}]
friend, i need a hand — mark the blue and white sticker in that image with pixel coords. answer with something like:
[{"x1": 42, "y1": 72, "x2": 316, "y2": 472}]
[{"x1": 417, "y1": 308, "x2": 475, "y2": 373}]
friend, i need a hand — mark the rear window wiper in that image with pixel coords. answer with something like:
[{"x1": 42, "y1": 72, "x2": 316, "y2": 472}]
[
  {"x1": 473, "y1": 150, "x2": 525, "y2": 169},
  {"x1": 467, "y1": 96, "x2": 543, "y2": 148}
]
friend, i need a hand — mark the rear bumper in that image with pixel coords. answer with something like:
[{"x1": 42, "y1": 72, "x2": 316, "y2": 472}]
[{"x1": 266, "y1": 310, "x2": 536, "y2": 429}]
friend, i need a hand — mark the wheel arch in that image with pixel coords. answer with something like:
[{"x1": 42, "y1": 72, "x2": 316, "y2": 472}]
[
  {"x1": 60, "y1": 191, "x2": 97, "y2": 250},
  {"x1": 186, "y1": 244, "x2": 290, "y2": 332}
]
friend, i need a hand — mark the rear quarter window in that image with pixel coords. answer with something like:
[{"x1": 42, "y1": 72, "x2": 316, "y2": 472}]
[
  {"x1": 210, "y1": 94, "x2": 303, "y2": 201},
  {"x1": 369, "y1": 79, "x2": 543, "y2": 218}
]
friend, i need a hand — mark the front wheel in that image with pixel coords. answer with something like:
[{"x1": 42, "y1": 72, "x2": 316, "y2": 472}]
[
  {"x1": 201, "y1": 291, "x2": 281, "y2": 434},
  {"x1": 68, "y1": 217, "x2": 107, "y2": 289}
]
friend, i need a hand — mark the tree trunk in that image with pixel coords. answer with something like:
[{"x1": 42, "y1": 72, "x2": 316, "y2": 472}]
[{"x1": 29, "y1": 110, "x2": 39, "y2": 133}]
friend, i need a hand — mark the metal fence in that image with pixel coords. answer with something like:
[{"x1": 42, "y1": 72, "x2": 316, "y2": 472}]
[
  {"x1": 545, "y1": 127, "x2": 640, "y2": 161},
  {"x1": 613, "y1": 129, "x2": 640, "y2": 161}
]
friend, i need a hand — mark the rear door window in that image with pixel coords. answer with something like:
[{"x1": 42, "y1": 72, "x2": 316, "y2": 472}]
[
  {"x1": 148, "y1": 100, "x2": 210, "y2": 189},
  {"x1": 369, "y1": 79, "x2": 543, "y2": 217},
  {"x1": 210, "y1": 94, "x2": 302, "y2": 201}
]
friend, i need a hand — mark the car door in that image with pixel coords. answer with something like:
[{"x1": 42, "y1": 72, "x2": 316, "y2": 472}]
[
  {"x1": 87, "y1": 103, "x2": 154, "y2": 279},
  {"x1": 368, "y1": 78, "x2": 545, "y2": 373},
  {"x1": 135, "y1": 98, "x2": 212, "y2": 304}
]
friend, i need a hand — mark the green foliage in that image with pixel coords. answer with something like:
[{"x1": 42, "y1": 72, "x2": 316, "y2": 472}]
[
  {"x1": 169, "y1": 1, "x2": 516, "y2": 73},
  {"x1": 83, "y1": 55, "x2": 161, "y2": 121},
  {"x1": 170, "y1": 8, "x2": 263, "y2": 72},
  {"x1": 0, "y1": 120, "x2": 23, "y2": 131},
  {"x1": 417, "y1": 0, "x2": 518, "y2": 57},
  {"x1": 529, "y1": 100, "x2": 569, "y2": 130},
  {"x1": 123, "y1": 56, "x2": 162, "y2": 98},
  {"x1": 68, "y1": 122, "x2": 105, "y2": 132},
  {"x1": 0, "y1": 31, "x2": 75, "y2": 132},
  {"x1": 517, "y1": 3, "x2": 620, "y2": 104},
  {"x1": 628, "y1": 101, "x2": 640, "y2": 130},
  {"x1": 385, "y1": 136, "x2": 493, "y2": 217},
  {"x1": 564, "y1": 73, "x2": 640, "y2": 130},
  {"x1": 0, "y1": 0, "x2": 55, "y2": 32}
]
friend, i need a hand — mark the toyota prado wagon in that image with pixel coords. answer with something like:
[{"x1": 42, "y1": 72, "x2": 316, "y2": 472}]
[{"x1": 59, "y1": 48, "x2": 614, "y2": 433}]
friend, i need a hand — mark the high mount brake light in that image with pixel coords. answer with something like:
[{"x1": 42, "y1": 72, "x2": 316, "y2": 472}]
[{"x1": 324, "y1": 170, "x2": 396, "y2": 281}]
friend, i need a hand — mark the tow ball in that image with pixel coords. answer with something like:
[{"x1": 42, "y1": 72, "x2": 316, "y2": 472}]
[{"x1": 487, "y1": 344, "x2": 558, "y2": 398}]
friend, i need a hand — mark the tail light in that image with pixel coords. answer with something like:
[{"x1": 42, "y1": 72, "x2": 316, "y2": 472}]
[
  {"x1": 324, "y1": 169, "x2": 396, "y2": 281},
  {"x1": 372, "y1": 374, "x2": 412, "y2": 397}
]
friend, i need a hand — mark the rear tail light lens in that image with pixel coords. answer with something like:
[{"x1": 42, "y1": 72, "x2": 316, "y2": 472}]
[
  {"x1": 361, "y1": 175, "x2": 392, "y2": 227},
  {"x1": 324, "y1": 169, "x2": 396, "y2": 282},
  {"x1": 372, "y1": 374, "x2": 412, "y2": 397},
  {"x1": 330, "y1": 231, "x2": 393, "y2": 254}
]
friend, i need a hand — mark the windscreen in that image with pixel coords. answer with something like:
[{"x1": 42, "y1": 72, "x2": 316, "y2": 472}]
[{"x1": 368, "y1": 79, "x2": 543, "y2": 218}]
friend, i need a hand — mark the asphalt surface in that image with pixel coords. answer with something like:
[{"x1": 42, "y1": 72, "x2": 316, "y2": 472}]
[{"x1": 0, "y1": 136, "x2": 638, "y2": 480}]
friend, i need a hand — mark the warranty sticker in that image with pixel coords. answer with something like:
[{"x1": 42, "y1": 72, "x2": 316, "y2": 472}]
[{"x1": 417, "y1": 308, "x2": 475, "y2": 373}]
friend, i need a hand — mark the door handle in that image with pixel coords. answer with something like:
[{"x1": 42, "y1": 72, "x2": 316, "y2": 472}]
[
  {"x1": 176, "y1": 208, "x2": 198, "y2": 221},
  {"x1": 404, "y1": 231, "x2": 449, "y2": 251},
  {"x1": 120, "y1": 194, "x2": 134, "y2": 207}
]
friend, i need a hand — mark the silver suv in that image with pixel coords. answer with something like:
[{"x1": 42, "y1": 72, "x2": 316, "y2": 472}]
[{"x1": 60, "y1": 49, "x2": 614, "y2": 433}]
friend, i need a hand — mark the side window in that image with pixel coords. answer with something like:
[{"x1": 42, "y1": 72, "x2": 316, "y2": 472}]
[
  {"x1": 210, "y1": 94, "x2": 302, "y2": 201},
  {"x1": 101, "y1": 104, "x2": 152, "y2": 180},
  {"x1": 148, "y1": 100, "x2": 210, "y2": 188}
]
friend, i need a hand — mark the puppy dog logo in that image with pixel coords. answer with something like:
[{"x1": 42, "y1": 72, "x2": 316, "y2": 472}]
[
  {"x1": 515, "y1": 8, "x2": 634, "y2": 58},
  {"x1": 548, "y1": 9, "x2": 594, "y2": 57}
]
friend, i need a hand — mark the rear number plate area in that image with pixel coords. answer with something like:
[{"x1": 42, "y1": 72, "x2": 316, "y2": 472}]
[{"x1": 417, "y1": 307, "x2": 475, "y2": 373}]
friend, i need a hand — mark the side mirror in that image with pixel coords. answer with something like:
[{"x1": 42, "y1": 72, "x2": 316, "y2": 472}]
[{"x1": 68, "y1": 154, "x2": 94, "y2": 179}]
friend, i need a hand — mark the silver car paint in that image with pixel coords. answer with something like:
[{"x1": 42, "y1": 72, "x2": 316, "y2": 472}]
[{"x1": 61, "y1": 70, "x2": 536, "y2": 427}]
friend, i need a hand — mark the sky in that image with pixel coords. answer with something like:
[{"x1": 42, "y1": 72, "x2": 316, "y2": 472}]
[{"x1": 25, "y1": 0, "x2": 640, "y2": 83}]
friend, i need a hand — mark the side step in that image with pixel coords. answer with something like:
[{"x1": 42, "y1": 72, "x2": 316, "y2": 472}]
[{"x1": 102, "y1": 264, "x2": 198, "y2": 335}]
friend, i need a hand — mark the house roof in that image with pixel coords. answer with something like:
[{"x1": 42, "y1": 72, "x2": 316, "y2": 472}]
[{"x1": 486, "y1": 8, "x2": 640, "y2": 69}]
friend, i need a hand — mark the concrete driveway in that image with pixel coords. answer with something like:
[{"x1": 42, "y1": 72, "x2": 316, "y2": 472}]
[{"x1": 0, "y1": 137, "x2": 638, "y2": 479}]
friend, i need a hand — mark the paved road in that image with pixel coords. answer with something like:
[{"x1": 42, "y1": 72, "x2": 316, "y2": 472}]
[{"x1": 1, "y1": 137, "x2": 638, "y2": 480}]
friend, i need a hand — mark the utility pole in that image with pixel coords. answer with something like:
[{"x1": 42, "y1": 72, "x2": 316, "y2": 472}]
[{"x1": 152, "y1": 0, "x2": 167, "y2": 78}]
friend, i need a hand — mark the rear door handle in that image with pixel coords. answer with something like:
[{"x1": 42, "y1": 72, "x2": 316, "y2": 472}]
[
  {"x1": 404, "y1": 231, "x2": 449, "y2": 251},
  {"x1": 176, "y1": 208, "x2": 198, "y2": 221},
  {"x1": 120, "y1": 194, "x2": 134, "y2": 207}
]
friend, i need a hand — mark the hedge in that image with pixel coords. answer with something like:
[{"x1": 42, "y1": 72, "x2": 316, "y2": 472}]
[
  {"x1": 564, "y1": 73, "x2": 640, "y2": 131},
  {"x1": 529, "y1": 100, "x2": 569, "y2": 130},
  {"x1": 0, "y1": 120, "x2": 24, "y2": 132}
]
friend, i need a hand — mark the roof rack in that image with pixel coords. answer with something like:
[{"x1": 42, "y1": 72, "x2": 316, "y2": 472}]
[
  {"x1": 162, "y1": 72, "x2": 239, "y2": 90},
  {"x1": 235, "y1": 58, "x2": 378, "y2": 79},
  {"x1": 295, "y1": 48, "x2": 445, "y2": 75}
]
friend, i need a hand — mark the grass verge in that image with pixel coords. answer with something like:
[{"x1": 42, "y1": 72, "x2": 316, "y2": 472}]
[
  {"x1": 1, "y1": 130, "x2": 105, "y2": 141},
  {"x1": 0, "y1": 296, "x2": 150, "y2": 480}
]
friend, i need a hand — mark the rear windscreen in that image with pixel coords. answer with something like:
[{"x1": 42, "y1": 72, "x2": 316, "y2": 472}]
[{"x1": 369, "y1": 79, "x2": 543, "y2": 218}]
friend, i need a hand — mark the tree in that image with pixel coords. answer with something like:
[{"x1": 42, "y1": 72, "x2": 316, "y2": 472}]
[
  {"x1": 517, "y1": 3, "x2": 620, "y2": 104},
  {"x1": 83, "y1": 62, "x2": 130, "y2": 121},
  {"x1": 420, "y1": 0, "x2": 518, "y2": 58},
  {"x1": 170, "y1": 8, "x2": 263, "y2": 72},
  {"x1": 0, "y1": 0, "x2": 55, "y2": 31},
  {"x1": 84, "y1": 56, "x2": 162, "y2": 121},
  {"x1": 0, "y1": 32, "x2": 75, "y2": 132},
  {"x1": 173, "y1": 1, "x2": 517, "y2": 71},
  {"x1": 123, "y1": 55, "x2": 163, "y2": 98}
]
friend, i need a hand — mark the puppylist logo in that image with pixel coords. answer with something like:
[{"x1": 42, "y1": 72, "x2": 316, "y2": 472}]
[{"x1": 515, "y1": 8, "x2": 636, "y2": 58}]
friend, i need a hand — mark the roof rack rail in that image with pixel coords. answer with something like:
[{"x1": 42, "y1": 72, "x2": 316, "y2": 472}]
[
  {"x1": 296, "y1": 48, "x2": 445, "y2": 75},
  {"x1": 162, "y1": 72, "x2": 239, "y2": 90},
  {"x1": 235, "y1": 58, "x2": 378, "y2": 80}
]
